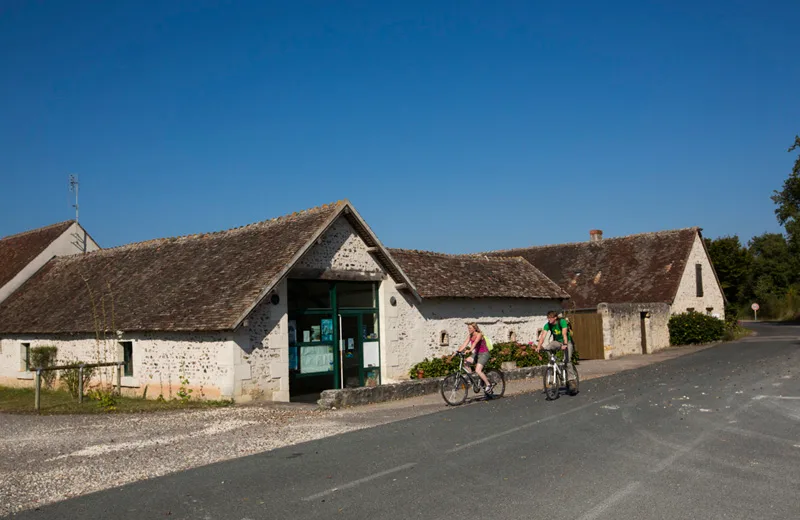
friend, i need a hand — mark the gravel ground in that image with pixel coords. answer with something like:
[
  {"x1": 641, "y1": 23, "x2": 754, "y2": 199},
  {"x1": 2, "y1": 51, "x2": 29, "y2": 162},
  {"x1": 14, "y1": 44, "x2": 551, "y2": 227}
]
[{"x1": 0, "y1": 392, "x2": 464, "y2": 517}]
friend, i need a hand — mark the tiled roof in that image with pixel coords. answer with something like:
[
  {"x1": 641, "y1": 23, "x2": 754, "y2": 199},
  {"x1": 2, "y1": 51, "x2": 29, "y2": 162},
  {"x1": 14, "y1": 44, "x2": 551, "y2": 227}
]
[
  {"x1": 484, "y1": 228, "x2": 700, "y2": 308},
  {"x1": 0, "y1": 221, "x2": 74, "y2": 290},
  {"x1": 0, "y1": 201, "x2": 416, "y2": 334},
  {"x1": 388, "y1": 249, "x2": 568, "y2": 299}
]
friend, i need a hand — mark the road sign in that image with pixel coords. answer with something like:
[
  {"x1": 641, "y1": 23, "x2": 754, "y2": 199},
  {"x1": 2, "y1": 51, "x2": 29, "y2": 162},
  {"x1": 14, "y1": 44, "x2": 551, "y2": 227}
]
[{"x1": 751, "y1": 303, "x2": 760, "y2": 311}]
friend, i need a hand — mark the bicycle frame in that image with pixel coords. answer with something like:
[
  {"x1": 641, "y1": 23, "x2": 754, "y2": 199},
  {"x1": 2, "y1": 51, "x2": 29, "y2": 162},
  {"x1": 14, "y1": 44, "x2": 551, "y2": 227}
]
[
  {"x1": 453, "y1": 352, "x2": 485, "y2": 393},
  {"x1": 547, "y1": 351, "x2": 568, "y2": 381}
]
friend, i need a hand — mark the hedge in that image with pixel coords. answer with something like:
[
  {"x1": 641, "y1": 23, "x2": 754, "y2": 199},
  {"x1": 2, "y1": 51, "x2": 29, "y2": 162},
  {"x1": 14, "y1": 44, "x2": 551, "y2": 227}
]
[{"x1": 668, "y1": 311, "x2": 725, "y2": 345}]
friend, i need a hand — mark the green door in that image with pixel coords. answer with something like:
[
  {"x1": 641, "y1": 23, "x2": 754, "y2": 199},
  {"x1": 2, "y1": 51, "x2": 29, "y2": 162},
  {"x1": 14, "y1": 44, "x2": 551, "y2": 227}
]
[{"x1": 338, "y1": 311, "x2": 381, "y2": 388}]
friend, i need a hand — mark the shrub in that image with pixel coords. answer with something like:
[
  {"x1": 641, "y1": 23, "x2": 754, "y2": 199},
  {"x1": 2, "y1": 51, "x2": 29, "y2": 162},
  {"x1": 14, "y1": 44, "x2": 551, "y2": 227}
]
[
  {"x1": 668, "y1": 311, "x2": 725, "y2": 345},
  {"x1": 29, "y1": 346, "x2": 58, "y2": 389},
  {"x1": 60, "y1": 361, "x2": 96, "y2": 400},
  {"x1": 409, "y1": 342, "x2": 579, "y2": 379}
]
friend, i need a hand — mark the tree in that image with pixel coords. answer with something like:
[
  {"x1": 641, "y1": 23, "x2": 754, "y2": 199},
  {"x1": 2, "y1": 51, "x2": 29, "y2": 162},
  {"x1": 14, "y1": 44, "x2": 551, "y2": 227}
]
[
  {"x1": 747, "y1": 232, "x2": 799, "y2": 317},
  {"x1": 704, "y1": 235, "x2": 751, "y2": 306},
  {"x1": 771, "y1": 135, "x2": 800, "y2": 252}
]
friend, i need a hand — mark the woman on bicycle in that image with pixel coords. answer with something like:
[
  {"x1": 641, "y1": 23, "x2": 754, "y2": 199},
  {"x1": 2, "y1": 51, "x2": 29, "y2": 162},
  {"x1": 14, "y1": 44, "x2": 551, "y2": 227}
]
[{"x1": 456, "y1": 322, "x2": 494, "y2": 394}]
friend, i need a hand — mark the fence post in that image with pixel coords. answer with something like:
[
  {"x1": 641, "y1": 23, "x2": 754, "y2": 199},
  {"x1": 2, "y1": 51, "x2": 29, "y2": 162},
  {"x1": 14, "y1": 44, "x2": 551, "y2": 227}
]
[
  {"x1": 116, "y1": 363, "x2": 122, "y2": 395},
  {"x1": 78, "y1": 365, "x2": 84, "y2": 403},
  {"x1": 34, "y1": 369, "x2": 41, "y2": 413}
]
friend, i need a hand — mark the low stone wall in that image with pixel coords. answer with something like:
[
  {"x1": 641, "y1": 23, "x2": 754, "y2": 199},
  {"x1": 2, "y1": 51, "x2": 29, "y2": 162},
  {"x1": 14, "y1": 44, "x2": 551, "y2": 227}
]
[{"x1": 317, "y1": 365, "x2": 548, "y2": 409}]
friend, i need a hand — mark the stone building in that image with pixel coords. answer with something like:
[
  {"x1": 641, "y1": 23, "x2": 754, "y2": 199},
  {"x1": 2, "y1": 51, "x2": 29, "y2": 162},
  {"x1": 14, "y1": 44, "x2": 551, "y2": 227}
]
[
  {"x1": 0, "y1": 201, "x2": 566, "y2": 402},
  {"x1": 0, "y1": 220, "x2": 98, "y2": 305},
  {"x1": 485, "y1": 228, "x2": 725, "y2": 359}
]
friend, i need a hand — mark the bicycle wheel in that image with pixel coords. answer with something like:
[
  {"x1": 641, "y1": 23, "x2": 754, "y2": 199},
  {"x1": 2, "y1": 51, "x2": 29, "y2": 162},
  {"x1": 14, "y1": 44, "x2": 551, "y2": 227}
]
[
  {"x1": 543, "y1": 366, "x2": 560, "y2": 400},
  {"x1": 567, "y1": 364, "x2": 580, "y2": 396},
  {"x1": 441, "y1": 374, "x2": 468, "y2": 406},
  {"x1": 485, "y1": 368, "x2": 505, "y2": 397}
]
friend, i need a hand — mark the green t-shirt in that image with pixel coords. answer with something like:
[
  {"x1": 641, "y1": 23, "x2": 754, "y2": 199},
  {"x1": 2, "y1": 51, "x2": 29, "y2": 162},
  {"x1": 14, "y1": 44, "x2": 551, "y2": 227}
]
[{"x1": 543, "y1": 318, "x2": 572, "y2": 343}]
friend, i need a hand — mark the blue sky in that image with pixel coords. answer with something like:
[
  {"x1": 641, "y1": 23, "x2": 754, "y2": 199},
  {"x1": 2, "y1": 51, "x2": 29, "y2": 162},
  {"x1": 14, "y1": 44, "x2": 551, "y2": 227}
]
[{"x1": 1, "y1": 1, "x2": 798, "y2": 252}]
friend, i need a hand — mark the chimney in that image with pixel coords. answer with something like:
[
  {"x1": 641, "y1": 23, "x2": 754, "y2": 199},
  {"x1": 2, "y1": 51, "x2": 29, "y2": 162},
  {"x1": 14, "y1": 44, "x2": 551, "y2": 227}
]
[{"x1": 589, "y1": 229, "x2": 603, "y2": 242}]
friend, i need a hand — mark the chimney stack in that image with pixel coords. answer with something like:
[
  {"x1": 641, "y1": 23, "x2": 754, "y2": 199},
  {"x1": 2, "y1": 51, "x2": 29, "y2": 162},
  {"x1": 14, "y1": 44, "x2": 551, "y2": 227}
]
[{"x1": 589, "y1": 229, "x2": 603, "y2": 242}]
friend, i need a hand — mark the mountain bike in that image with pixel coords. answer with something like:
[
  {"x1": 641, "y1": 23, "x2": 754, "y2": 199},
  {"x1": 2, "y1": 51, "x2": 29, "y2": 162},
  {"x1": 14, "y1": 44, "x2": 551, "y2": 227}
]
[
  {"x1": 542, "y1": 348, "x2": 579, "y2": 400},
  {"x1": 440, "y1": 351, "x2": 506, "y2": 406}
]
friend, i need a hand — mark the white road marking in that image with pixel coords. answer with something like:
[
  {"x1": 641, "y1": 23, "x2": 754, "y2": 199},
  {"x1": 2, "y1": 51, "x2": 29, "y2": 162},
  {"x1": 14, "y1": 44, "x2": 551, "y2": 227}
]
[
  {"x1": 446, "y1": 394, "x2": 623, "y2": 453},
  {"x1": 577, "y1": 481, "x2": 642, "y2": 520},
  {"x1": 301, "y1": 463, "x2": 417, "y2": 502}
]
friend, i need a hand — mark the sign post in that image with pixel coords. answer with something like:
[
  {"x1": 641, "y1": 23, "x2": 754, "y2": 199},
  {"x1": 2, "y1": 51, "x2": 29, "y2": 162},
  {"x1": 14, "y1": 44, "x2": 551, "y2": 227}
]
[{"x1": 751, "y1": 302, "x2": 759, "y2": 321}]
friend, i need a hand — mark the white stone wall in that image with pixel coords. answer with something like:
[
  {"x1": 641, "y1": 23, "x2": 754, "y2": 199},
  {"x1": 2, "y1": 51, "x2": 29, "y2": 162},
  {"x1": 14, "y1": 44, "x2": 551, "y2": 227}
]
[
  {"x1": 599, "y1": 303, "x2": 671, "y2": 359},
  {"x1": 0, "y1": 332, "x2": 236, "y2": 400},
  {"x1": 672, "y1": 234, "x2": 725, "y2": 316},
  {"x1": 0, "y1": 223, "x2": 100, "y2": 304},
  {"x1": 236, "y1": 279, "x2": 289, "y2": 402},
  {"x1": 296, "y1": 217, "x2": 384, "y2": 274},
  {"x1": 380, "y1": 279, "x2": 558, "y2": 381}
]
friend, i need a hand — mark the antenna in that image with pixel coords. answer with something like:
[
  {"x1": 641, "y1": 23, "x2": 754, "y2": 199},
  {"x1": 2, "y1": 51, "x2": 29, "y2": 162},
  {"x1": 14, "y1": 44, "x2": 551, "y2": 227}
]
[
  {"x1": 68, "y1": 174, "x2": 86, "y2": 253},
  {"x1": 69, "y1": 174, "x2": 79, "y2": 223}
]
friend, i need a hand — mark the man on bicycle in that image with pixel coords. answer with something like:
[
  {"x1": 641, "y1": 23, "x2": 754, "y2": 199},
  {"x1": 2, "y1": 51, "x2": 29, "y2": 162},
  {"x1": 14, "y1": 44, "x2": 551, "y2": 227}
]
[{"x1": 536, "y1": 311, "x2": 577, "y2": 393}]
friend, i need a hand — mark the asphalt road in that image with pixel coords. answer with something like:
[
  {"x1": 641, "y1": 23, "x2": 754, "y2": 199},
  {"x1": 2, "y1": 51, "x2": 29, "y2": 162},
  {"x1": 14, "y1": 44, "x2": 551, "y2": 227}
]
[{"x1": 8, "y1": 323, "x2": 800, "y2": 520}]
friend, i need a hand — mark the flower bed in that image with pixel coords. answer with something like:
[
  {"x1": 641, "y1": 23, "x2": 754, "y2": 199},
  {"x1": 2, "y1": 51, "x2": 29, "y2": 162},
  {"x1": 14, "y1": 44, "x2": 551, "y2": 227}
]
[{"x1": 409, "y1": 342, "x2": 580, "y2": 379}]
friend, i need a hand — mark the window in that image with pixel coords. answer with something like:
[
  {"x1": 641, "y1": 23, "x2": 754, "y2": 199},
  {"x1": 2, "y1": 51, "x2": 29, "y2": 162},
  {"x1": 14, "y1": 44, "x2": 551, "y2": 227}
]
[
  {"x1": 508, "y1": 330, "x2": 517, "y2": 342},
  {"x1": 439, "y1": 331, "x2": 449, "y2": 347},
  {"x1": 20, "y1": 343, "x2": 30, "y2": 372},
  {"x1": 288, "y1": 280, "x2": 331, "y2": 311},
  {"x1": 695, "y1": 264, "x2": 703, "y2": 297},
  {"x1": 120, "y1": 341, "x2": 133, "y2": 376},
  {"x1": 336, "y1": 282, "x2": 377, "y2": 308}
]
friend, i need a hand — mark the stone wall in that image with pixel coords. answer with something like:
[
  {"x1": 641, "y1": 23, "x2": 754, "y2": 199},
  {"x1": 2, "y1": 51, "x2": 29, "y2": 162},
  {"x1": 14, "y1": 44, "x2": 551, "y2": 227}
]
[
  {"x1": 379, "y1": 279, "x2": 558, "y2": 381},
  {"x1": 296, "y1": 217, "x2": 385, "y2": 274},
  {"x1": 236, "y1": 279, "x2": 289, "y2": 402},
  {"x1": 598, "y1": 302, "x2": 671, "y2": 358},
  {"x1": 0, "y1": 332, "x2": 236, "y2": 400},
  {"x1": 672, "y1": 234, "x2": 725, "y2": 316}
]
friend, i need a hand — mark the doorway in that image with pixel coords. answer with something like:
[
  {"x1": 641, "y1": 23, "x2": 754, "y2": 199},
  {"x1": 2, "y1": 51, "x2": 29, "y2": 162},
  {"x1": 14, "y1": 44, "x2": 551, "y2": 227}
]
[
  {"x1": 288, "y1": 280, "x2": 381, "y2": 401},
  {"x1": 338, "y1": 312, "x2": 381, "y2": 389},
  {"x1": 640, "y1": 312, "x2": 649, "y2": 354}
]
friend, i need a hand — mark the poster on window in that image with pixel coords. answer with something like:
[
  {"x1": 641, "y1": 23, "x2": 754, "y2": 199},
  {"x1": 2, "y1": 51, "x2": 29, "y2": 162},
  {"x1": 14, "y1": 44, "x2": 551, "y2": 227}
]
[
  {"x1": 288, "y1": 320, "x2": 297, "y2": 346},
  {"x1": 321, "y1": 319, "x2": 333, "y2": 342},
  {"x1": 300, "y1": 345, "x2": 334, "y2": 374}
]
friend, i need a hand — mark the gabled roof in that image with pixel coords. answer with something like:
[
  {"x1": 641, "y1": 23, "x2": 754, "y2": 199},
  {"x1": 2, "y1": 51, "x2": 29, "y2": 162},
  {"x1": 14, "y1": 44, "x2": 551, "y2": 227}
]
[
  {"x1": 0, "y1": 201, "x2": 419, "y2": 334},
  {"x1": 388, "y1": 249, "x2": 568, "y2": 299},
  {"x1": 484, "y1": 228, "x2": 701, "y2": 308},
  {"x1": 0, "y1": 221, "x2": 74, "y2": 290}
]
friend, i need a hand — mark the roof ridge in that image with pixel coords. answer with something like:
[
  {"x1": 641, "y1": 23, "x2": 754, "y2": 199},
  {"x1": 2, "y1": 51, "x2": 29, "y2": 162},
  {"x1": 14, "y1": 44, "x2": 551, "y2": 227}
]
[
  {"x1": 483, "y1": 227, "x2": 700, "y2": 255},
  {"x1": 0, "y1": 220, "x2": 74, "y2": 242},
  {"x1": 86, "y1": 200, "x2": 349, "y2": 255},
  {"x1": 390, "y1": 248, "x2": 529, "y2": 263}
]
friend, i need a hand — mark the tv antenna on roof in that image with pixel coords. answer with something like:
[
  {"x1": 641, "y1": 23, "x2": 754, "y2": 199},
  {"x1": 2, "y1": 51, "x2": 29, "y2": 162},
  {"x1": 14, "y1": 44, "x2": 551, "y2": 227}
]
[{"x1": 69, "y1": 174, "x2": 79, "y2": 223}]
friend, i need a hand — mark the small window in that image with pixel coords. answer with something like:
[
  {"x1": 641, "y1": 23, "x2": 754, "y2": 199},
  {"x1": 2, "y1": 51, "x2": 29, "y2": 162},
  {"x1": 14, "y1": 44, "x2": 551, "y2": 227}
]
[
  {"x1": 508, "y1": 330, "x2": 517, "y2": 342},
  {"x1": 439, "y1": 331, "x2": 449, "y2": 347},
  {"x1": 687, "y1": 307, "x2": 695, "y2": 313},
  {"x1": 706, "y1": 307, "x2": 713, "y2": 315},
  {"x1": 20, "y1": 343, "x2": 30, "y2": 372},
  {"x1": 120, "y1": 341, "x2": 133, "y2": 376},
  {"x1": 695, "y1": 264, "x2": 703, "y2": 297}
]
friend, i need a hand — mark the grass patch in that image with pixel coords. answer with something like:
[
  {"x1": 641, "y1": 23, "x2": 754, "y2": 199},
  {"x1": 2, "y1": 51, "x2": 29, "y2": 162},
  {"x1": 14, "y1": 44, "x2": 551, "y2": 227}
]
[{"x1": 0, "y1": 385, "x2": 233, "y2": 415}]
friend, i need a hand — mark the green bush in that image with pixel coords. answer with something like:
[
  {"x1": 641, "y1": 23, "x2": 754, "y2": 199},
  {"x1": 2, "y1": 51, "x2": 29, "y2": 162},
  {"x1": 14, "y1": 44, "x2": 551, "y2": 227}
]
[
  {"x1": 30, "y1": 346, "x2": 58, "y2": 389},
  {"x1": 668, "y1": 312, "x2": 725, "y2": 345},
  {"x1": 409, "y1": 342, "x2": 579, "y2": 379},
  {"x1": 60, "y1": 361, "x2": 96, "y2": 400}
]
